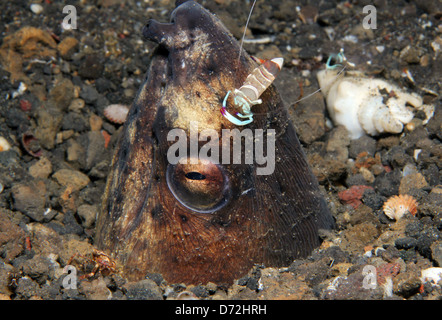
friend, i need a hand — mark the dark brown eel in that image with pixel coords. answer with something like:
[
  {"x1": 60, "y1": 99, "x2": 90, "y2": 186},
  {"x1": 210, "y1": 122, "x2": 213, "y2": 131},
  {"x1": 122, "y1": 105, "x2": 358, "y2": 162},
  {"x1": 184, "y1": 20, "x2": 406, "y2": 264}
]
[{"x1": 95, "y1": 0, "x2": 334, "y2": 285}]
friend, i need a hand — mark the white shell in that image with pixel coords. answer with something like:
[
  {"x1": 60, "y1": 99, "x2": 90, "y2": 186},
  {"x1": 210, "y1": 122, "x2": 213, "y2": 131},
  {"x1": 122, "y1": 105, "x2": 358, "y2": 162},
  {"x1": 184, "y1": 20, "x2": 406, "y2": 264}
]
[
  {"x1": 103, "y1": 104, "x2": 129, "y2": 124},
  {"x1": 317, "y1": 69, "x2": 435, "y2": 139},
  {"x1": 421, "y1": 267, "x2": 442, "y2": 286},
  {"x1": 30, "y1": 4, "x2": 43, "y2": 14},
  {"x1": 0, "y1": 137, "x2": 11, "y2": 152},
  {"x1": 382, "y1": 194, "x2": 418, "y2": 220}
]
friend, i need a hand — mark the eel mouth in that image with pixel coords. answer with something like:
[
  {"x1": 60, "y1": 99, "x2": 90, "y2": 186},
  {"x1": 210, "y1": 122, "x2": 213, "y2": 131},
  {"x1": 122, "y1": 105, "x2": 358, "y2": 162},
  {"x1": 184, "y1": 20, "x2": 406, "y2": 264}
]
[{"x1": 142, "y1": 20, "x2": 175, "y2": 48}]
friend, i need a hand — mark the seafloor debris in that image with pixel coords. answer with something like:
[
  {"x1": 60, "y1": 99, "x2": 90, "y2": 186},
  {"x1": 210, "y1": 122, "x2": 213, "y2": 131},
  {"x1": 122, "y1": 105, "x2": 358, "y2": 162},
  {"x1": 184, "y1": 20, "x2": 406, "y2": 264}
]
[
  {"x1": 317, "y1": 68, "x2": 435, "y2": 139},
  {"x1": 421, "y1": 268, "x2": 442, "y2": 286},
  {"x1": 21, "y1": 132, "x2": 42, "y2": 157},
  {"x1": 0, "y1": 27, "x2": 57, "y2": 83},
  {"x1": 103, "y1": 104, "x2": 129, "y2": 124},
  {"x1": 382, "y1": 194, "x2": 418, "y2": 220},
  {"x1": 338, "y1": 185, "x2": 374, "y2": 209},
  {"x1": 0, "y1": 137, "x2": 11, "y2": 152}
]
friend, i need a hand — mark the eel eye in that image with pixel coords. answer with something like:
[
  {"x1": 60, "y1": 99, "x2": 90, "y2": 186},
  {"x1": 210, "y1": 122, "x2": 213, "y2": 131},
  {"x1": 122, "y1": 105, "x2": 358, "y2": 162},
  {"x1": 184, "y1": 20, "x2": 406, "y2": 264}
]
[{"x1": 166, "y1": 157, "x2": 231, "y2": 213}]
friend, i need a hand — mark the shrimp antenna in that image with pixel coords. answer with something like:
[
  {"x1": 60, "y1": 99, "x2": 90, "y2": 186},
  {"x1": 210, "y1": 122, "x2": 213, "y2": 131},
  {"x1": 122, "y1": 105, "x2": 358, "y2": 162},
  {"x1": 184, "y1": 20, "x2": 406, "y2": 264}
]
[
  {"x1": 292, "y1": 65, "x2": 347, "y2": 105},
  {"x1": 238, "y1": 0, "x2": 258, "y2": 65}
]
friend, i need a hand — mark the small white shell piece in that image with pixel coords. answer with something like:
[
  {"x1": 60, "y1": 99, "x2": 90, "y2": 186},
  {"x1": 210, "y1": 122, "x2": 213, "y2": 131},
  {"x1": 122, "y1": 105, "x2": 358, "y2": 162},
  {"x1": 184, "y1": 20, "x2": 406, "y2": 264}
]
[
  {"x1": 317, "y1": 69, "x2": 435, "y2": 139},
  {"x1": 0, "y1": 137, "x2": 11, "y2": 152},
  {"x1": 421, "y1": 267, "x2": 442, "y2": 286},
  {"x1": 382, "y1": 194, "x2": 418, "y2": 220},
  {"x1": 103, "y1": 104, "x2": 130, "y2": 124}
]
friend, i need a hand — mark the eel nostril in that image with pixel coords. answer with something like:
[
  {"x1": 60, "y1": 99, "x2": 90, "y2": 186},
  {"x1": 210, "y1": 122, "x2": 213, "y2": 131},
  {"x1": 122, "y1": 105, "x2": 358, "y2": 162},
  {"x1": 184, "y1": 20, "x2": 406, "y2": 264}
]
[{"x1": 142, "y1": 23, "x2": 150, "y2": 38}]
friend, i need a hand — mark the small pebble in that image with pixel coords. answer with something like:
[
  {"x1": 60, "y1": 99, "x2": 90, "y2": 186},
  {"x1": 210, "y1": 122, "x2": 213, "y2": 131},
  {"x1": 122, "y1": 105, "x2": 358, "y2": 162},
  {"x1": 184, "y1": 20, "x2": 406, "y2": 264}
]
[
  {"x1": 359, "y1": 167, "x2": 375, "y2": 184},
  {"x1": 326, "y1": 126, "x2": 350, "y2": 162},
  {"x1": 375, "y1": 170, "x2": 401, "y2": 197},
  {"x1": 348, "y1": 136, "x2": 376, "y2": 158},
  {"x1": 42, "y1": 208, "x2": 58, "y2": 222},
  {"x1": 30, "y1": 4, "x2": 43, "y2": 15},
  {"x1": 89, "y1": 113, "x2": 103, "y2": 131},
  {"x1": 77, "y1": 204, "x2": 98, "y2": 228},
  {"x1": 400, "y1": 45, "x2": 421, "y2": 64},
  {"x1": 62, "y1": 112, "x2": 88, "y2": 132},
  {"x1": 52, "y1": 169, "x2": 90, "y2": 191},
  {"x1": 376, "y1": 46, "x2": 385, "y2": 53},
  {"x1": 12, "y1": 82, "x2": 27, "y2": 99},
  {"x1": 80, "y1": 85, "x2": 100, "y2": 104},
  {"x1": 85, "y1": 131, "x2": 106, "y2": 170},
  {"x1": 80, "y1": 277, "x2": 112, "y2": 300},
  {"x1": 57, "y1": 37, "x2": 79, "y2": 59},
  {"x1": 395, "y1": 237, "x2": 417, "y2": 250},
  {"x1": 68, "y1": 98, "x2": 85, "y2": 112},
  {"x1": 362, "y1": 188, "x2": 384, "y2": 210},
  {"x1": 11, "y1": 181, "x2": 47, "y2": 222},
  {"x1": 430, "y1": 241, "x2": 442, "y2": 267},
  {"x1": 402, "y1": 164, "x2": 418, "y2": 177},
  {"x1": 124, "y1": 279, "x2": 163, "y2": 300},
  {"x1": 28, "y1": 157, "x2": 53, "y2": 179},
  {"x1": 338, "y1": 185, "x2": 374, "y2": 209},
  {"x1": 0, "y1": 137, "x2": 11, "y2": 152},
  {"x1": 66, "y1": 139, "x2": 85, "y2": 162},
  {"x1": 399, "y1": 173, "x2": 428, "y2": 195},
  {"x1": 78, "y1": 55, "x2": 104, "y2": 79}
]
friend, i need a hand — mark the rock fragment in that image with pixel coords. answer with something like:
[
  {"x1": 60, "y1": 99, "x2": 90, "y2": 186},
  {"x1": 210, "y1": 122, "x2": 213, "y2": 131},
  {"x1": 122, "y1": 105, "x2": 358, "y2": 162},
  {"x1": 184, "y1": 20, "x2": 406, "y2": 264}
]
[{"x1": 52, "y1": 169, "x2": 90, "y2": 191}]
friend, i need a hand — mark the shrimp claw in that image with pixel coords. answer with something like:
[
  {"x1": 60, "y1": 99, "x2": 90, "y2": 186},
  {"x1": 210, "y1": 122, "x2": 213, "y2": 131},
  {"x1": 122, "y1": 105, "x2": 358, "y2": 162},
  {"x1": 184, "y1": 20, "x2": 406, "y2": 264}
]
[
  {"x1": 220, "y1": 57, "x2": 283, "y2": 126},
  {"x1": 220, "y1": 91, "x2": 254, "y2": 126}
]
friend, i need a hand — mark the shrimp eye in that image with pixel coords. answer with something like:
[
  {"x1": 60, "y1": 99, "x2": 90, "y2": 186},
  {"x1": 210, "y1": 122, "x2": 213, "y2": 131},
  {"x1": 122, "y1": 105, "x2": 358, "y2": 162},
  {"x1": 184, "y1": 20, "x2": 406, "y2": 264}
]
[{"x1": 166, "y1": 157, "x2": 231, "y2": 213}]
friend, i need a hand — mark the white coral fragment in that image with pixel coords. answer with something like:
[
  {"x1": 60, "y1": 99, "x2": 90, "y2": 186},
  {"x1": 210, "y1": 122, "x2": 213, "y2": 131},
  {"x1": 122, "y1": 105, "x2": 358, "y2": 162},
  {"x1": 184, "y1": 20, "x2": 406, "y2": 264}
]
[{"x1": 317, "y1": 69, "x2": 435, "y2": 139}]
